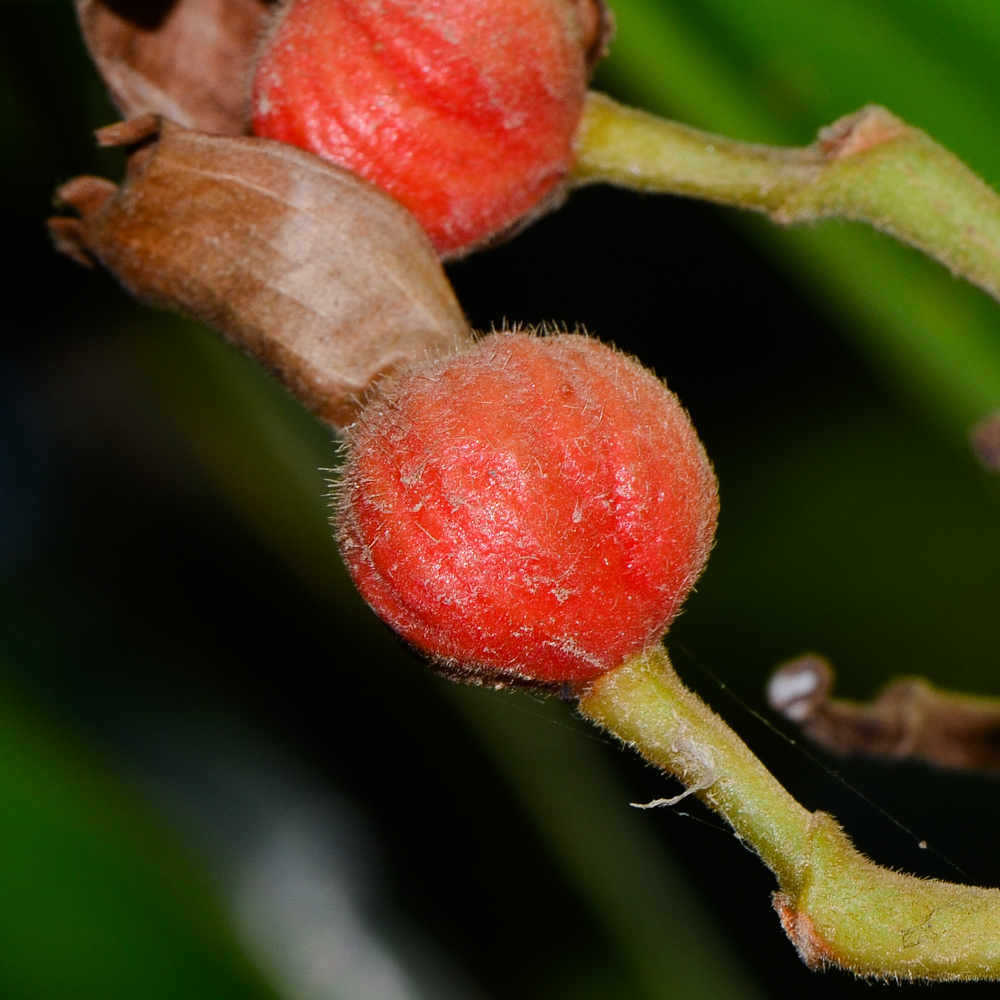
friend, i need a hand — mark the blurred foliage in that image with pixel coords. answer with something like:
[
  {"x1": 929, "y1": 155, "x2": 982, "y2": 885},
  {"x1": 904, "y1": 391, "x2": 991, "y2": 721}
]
[
  {"x1": 0, "y1": 677, "x2": 278, "y2": 1000},
  {"x1": 5, "y1": 0, "x2": 1000, "y2": 998},
  {"x1": 598, "y1": 0, "x2": 1000, "y2": 429}
]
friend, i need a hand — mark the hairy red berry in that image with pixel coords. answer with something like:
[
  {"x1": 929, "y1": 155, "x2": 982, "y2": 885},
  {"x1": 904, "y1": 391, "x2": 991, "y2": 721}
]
[
  {"x1": 337, "y1": 332, "x2": 718, "y2": 687},
  {"x1": 251, "y1": 0, "x2": 597, "y2": 257}
]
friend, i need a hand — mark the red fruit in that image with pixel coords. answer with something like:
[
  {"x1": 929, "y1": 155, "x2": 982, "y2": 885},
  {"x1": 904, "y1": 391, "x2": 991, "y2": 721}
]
[
  {"x1": 337, "y1": 331, "x2": 718, "y2": 687},
  {"x1": 251, "y1": 0, "x2": 596, "y2": 257}
]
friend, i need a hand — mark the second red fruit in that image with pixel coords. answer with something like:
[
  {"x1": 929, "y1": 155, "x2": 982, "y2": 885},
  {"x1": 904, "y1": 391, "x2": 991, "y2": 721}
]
[
  {"x1": 337, "y1": 332, "x2": 718, "y2": 687},
  {"x1": 252, "y1": 0, "x2": 597, "y2": 257}
]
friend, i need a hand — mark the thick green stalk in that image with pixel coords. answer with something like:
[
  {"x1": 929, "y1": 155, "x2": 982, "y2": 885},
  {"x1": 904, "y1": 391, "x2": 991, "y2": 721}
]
[
  {"x1": 574, "y1": 91, "x2": 1000, "y2": 307},
  {"x1": 579, "y1": 648, "x2": 1000, "y2": 981}
]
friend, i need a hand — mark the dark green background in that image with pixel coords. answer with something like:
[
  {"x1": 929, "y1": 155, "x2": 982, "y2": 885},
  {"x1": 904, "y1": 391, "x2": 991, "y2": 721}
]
[{"x1": 3, "y1": 0, "x2": 1000, "y2": 996}]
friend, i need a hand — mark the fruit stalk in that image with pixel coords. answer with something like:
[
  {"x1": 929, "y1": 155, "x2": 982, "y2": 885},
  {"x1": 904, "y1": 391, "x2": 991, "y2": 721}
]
[
  {"x1": 574, "y1": 92, "x2": 1000, "y2": 307},
  {"x1": 580, "y1": 648, "x2": 1000, "y2": 980}
]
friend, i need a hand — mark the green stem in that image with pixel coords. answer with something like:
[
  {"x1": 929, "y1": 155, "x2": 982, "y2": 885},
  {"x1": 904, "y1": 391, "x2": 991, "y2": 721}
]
[
  {"x1": 574, "y1": 91, "x2": 1000, "y2": 306},
  {"x1": 579, "y1": 648, "x2": 1000, "y2": 980}
]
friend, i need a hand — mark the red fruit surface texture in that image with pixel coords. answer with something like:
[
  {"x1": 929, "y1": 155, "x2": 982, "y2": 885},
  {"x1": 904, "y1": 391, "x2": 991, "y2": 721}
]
[
  {"x1": 337, "y1": 332, "x2": 718, "y2": 686},
  {"x1": 252, "y1": 0, "x2": 589, "y2": 257}
]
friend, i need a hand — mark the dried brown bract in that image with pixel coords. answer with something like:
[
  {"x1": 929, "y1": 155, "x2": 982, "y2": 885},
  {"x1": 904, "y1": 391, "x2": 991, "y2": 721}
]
[
  {"x1": 768, "y1": 654, "x2": 1000, "y2": 774},
  {"x1": 76, "y1": 0, "x2": 273, "y2": 135},
  {"x1": 49, "y1": 119, "x2": 472, "y2": 427}
]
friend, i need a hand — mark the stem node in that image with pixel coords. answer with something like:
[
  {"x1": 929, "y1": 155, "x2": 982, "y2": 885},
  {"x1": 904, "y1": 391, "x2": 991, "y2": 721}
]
[{"x1": 574, "y1": 91, "x2": 1000, "y2": 304}]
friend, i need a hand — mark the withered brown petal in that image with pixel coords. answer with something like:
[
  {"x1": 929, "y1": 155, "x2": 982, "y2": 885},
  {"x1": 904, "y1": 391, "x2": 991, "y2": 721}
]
[
  {"x1": 76, "y1": 0, "x2": 272, "y2": 135},
  {"x1": 49, "y1": 120, "x2": 472, "y2": 427}
]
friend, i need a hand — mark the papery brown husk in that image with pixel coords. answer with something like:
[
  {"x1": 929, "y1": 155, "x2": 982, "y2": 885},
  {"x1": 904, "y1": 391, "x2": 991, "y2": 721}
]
[
  {"x1": 49, "y1": 118, "x2": 472, "y2": 427},
  {"x1": 76, "y1": 0, "x2": 273, "y2": 135}
]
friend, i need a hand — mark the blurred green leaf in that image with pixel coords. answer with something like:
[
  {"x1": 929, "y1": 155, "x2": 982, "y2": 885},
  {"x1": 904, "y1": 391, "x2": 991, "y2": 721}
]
[
  {"x1": 0, "y1": 674, "x2": 277, "y2": 1000},
  {"x1": 450, "y1": 687, "x2": 764, "y2": 1000},
  {"x1": 597, "y1": 0, "x2": 1000, "y2": 431},
  {"x1": 12, "y1": 0, "x2": 1000, "y2": 994},
  {"x1": 683, "y1": 393, "x2": 1000, "y2": 694}
]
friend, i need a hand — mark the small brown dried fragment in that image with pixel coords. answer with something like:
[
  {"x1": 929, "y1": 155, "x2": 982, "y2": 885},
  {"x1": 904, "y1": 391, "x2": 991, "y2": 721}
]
[
  {"x1": 575, "y1": 0, "x2": 615, "y2": 75},
  {"x1": 49, "y1": 119, "x2": 472, "y2": 427},
  {"x1": 768, "y1": 654, "x2": 1000, "y2": 774},
  {"x1": 49, "y1": 177, "x2": 119, "y2": 266},
  {"x1": 77, "y1": 0, "x2": 272, "y2": 135},
  {"x1": 95, "y1": 113, "x2": 162, "y2": 148},
  {"x1": 817, "y1": 105, "x2": 908, "y2": 162},
  {"x1": 970, "y1": 409, "x2": 1000, "y2": 472}
]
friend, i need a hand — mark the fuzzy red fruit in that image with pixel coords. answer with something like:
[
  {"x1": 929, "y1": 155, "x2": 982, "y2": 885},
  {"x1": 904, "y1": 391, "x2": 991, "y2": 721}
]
[
  {"x1": 252, "y1": 0, "x2": 592, "y2": 257},
  {"x1": 337, "y1": 332, "x2": 718, "y2": 687}
]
